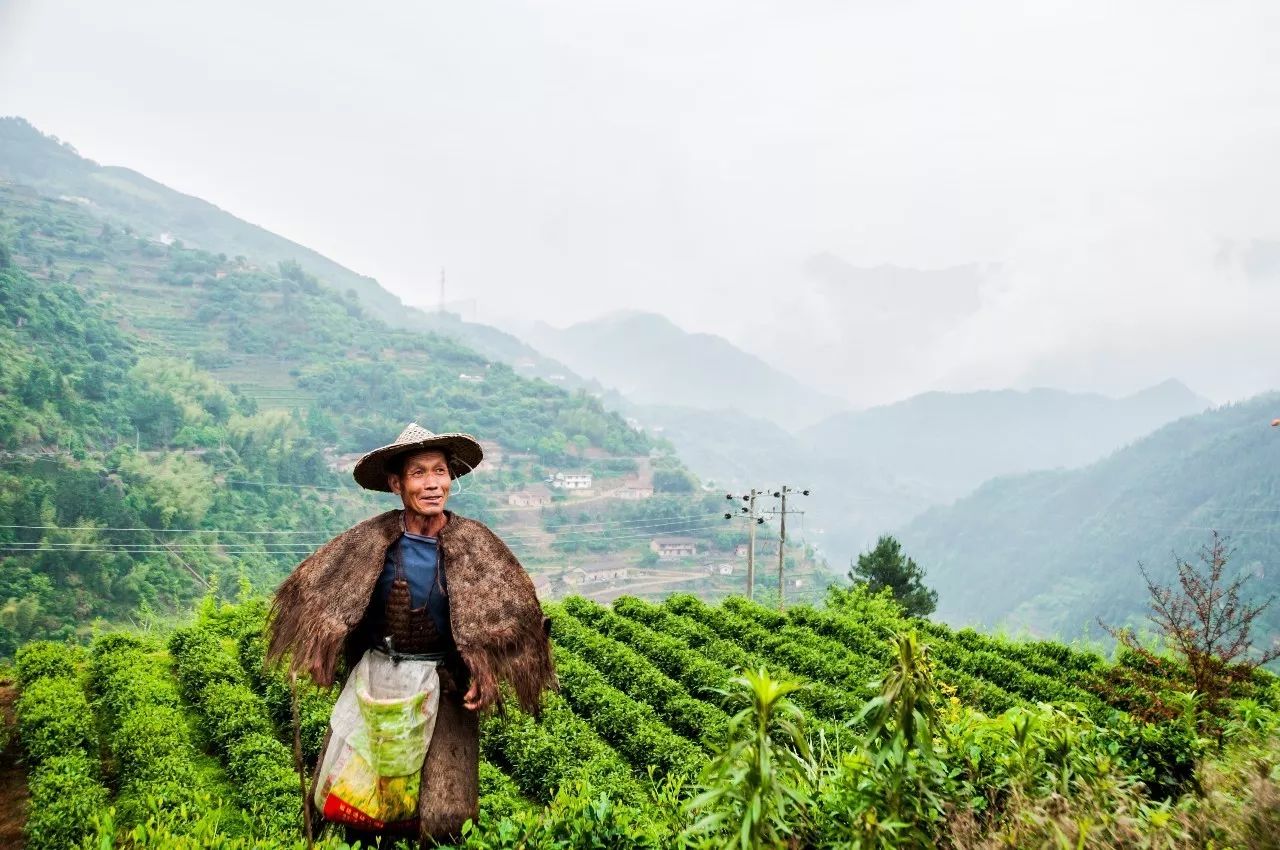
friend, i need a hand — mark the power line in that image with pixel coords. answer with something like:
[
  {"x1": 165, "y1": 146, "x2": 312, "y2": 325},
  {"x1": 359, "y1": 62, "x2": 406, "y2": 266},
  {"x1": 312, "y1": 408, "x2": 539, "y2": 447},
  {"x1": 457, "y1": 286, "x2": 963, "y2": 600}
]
[
  {"x1": 0, "y1": 511, "x2": 726, "y2": 537},
  {"x1": 0, "y1": 524, "x2": 329, "y2": 535},
  {"x1": 0, "y1": 520, "x2": 733, "y2": 555}
]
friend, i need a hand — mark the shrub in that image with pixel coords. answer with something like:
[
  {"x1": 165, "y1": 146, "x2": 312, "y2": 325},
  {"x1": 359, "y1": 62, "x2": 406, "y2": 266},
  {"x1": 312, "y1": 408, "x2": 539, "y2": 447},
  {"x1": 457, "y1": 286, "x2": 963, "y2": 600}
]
[
  {"x1": 24, "y1": 751, "x2": 109, "y2": 850},
  {"x1": 14, "y1": 640, "x2": 81, "y2": 687},
  {"x1": 15, "y1": 676, "x2": 97, "y2": 765}
]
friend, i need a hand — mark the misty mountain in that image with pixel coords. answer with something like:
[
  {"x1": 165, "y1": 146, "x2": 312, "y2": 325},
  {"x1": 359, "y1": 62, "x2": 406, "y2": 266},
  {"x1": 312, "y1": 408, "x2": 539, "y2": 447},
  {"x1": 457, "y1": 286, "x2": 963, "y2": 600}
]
[
  {"x1": 640, "y1": 381, "x2": 1211, "y2": 575},
  {"x1": 802, "y1": 380, "x2": 1212, "y2": 504},
  {"x1": 0, "y1": 116, "x2": 412, "y2": 326},
  {"x1": 420, "y1": 309, "x2": 599, "y2": 393},
  {"x1": 520, "y1": 311, "x2": 843, "y2": 431},
  {"x1": 897, "y1": 392, "x2": 1280, "y2": 646}
]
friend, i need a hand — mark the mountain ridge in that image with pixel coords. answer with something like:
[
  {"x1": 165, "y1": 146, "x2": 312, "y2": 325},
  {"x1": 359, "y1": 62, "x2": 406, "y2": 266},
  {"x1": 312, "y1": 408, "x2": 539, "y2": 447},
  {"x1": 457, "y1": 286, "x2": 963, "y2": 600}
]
[
  {"x1": 519, "y1": 310, "x2": 844, "y2": 431},
  {"x1": 897, "y1": 391, "x2": 1280, "y2": 644}
]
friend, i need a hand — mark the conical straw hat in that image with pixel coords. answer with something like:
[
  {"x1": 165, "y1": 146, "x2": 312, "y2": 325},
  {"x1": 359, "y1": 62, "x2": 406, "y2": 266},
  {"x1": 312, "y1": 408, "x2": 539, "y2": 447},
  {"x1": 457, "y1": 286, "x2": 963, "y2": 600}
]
[{"x1": 352, "y1": 423, "x2": 484, "y2": 492}]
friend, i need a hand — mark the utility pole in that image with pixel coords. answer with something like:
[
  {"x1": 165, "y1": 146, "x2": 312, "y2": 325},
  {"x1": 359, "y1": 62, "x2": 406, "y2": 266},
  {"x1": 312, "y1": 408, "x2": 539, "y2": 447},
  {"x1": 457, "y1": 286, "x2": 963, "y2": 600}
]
[
  {"x1": 747, "y1": 489, "x2": 758, "y2": 599},
  {"x1": 438, "y1": 267, "x2": 446, "y2": 313},
  {"x1": 769, "y1": 486, "x2": 809, "y2": 610},
  {"x1": 724, "y1": 489, "x2": 766, "y2": 599},
  {"x1": 777, "y1": 489, "x2": 787, "y2": 607}
]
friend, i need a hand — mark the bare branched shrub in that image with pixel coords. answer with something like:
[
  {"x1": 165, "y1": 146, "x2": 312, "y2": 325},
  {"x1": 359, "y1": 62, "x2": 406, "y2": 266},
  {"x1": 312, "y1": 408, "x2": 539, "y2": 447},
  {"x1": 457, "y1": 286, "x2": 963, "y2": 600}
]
[{"x1": 1102, "y1": 531, "x2": 1279, "y2": 723}]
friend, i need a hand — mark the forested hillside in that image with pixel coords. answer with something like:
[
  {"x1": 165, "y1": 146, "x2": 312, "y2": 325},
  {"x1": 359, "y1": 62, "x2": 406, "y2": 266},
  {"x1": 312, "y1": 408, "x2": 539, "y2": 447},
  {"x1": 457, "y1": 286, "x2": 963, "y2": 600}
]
[
  {"x1": 901, "y1": 392, "x2": 1280, "y2": 645},
  {"x1": 0, "y1": 174, "x2": 769, "y2": 656},
  {"x1": 0, "y1": 117, "x2": 412, "y2": 326}
]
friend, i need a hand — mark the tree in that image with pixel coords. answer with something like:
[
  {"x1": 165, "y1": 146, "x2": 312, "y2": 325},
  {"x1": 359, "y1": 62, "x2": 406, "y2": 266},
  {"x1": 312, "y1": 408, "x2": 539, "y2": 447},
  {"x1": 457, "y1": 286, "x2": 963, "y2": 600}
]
[
  {"x1": 653, "y1": 468, "x2": 694, "y2": 493},
  {"x1": 848, "y1": 535, "x2": 938, "y2": 617},
  {"x1": 1102, "y1": 530, "x2": 1279, "y2": 722}
]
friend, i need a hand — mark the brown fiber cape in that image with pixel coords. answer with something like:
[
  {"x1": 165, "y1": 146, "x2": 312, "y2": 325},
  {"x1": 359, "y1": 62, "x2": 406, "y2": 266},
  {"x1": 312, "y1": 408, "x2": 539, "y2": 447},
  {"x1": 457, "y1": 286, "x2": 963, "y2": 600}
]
[{"x1": 266, "y1": 509, "x2": 555, "y2": 841}]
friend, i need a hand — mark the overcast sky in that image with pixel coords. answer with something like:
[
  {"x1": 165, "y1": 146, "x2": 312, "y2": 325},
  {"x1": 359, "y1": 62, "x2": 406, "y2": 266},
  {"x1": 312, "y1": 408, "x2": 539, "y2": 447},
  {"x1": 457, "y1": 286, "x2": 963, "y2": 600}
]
[{"x1": 3, "y1": 0, "x2": 1279, "y2": 407}]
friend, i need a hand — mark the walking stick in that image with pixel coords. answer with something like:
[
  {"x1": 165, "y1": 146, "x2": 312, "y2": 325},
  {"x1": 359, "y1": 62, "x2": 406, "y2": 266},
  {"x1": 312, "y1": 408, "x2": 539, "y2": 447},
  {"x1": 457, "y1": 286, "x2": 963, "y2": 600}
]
[{"x1": 290, "y1": 672, "x2": 316, "y2": 850}]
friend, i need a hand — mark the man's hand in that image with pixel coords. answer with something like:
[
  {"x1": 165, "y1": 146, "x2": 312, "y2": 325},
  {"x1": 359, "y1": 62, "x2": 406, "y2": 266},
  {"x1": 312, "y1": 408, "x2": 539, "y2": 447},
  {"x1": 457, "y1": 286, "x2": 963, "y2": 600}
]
[{"x1": 463, "y1": 677, "x2": 495, "y2": 712}]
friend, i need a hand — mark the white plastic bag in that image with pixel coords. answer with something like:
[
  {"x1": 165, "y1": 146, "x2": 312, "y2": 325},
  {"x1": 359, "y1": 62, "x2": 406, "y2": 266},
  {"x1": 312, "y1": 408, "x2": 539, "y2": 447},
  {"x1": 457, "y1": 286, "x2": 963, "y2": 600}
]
[{"x1": 314, "y1": 650, "x2": 441, "y2": 830}]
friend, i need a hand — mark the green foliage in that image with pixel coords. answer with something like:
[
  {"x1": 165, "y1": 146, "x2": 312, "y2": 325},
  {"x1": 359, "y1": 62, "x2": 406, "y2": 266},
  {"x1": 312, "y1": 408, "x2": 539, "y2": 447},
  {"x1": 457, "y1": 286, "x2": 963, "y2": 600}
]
[
  {"x1": 15, "y1": 676, "x2": 98, "y2": 765},
  {"x1": 653, "y1": 468, "x2": 695, "y2": 493},
  {"x1": 169, "y1": 623, "x2": 305, "y2": 837},
  {"x1": 79, "y1": 803, "x2": 356, "y2": 850},
  {"x1": 668, "y1": 593, "x2": 880, "y2": 719},
  {"x1": 23, "y1": 751, "x2": 110, "y2": 850},
  {"x1": 848, "y1": 535, "x2": 938, "y2": 618},
  {"x1": 88, "y1": 633, "x2": 218, "y2": 830},
  {"x1": 685, "y1": 668, "x2": 814, "y2": 850},
  {"x1": 4, "y1": 591, "x2": 1279, "y2": 848},
  {"x1": 14, "y1": 639, "x2": 81, "y2": 687},
  {"x1": 614, "y1": 594, "x2": 865, "y2": 724},
  {"x1": 549, "y1": 601, "x2": 730, "y2": 746},
  {"x1": 236, "y1": 627, "x2": 333, "y2": 764},
  {"x1": 858, "y1": 633, "x2": 939, "y2": 752},
  {"x1": 482, "y1": 690, "x2": 648, "y2": 808},
  {"x1": 456, "y1": 781, "x2": 667, "y2": 850},
  {"x1": 552, "y1": 645, "x2": 704, "y2": 781}
]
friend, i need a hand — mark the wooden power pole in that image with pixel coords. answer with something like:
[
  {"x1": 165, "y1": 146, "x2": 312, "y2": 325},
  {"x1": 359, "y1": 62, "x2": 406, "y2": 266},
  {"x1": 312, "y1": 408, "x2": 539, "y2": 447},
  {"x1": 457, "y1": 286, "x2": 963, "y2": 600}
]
[
  {"x1": 776, "y1": 489, "x2": 787, "y2": 608},
  {"x1": 725, "y1": 488, "x2": 766, "y2": 600},
  {"x1": 770, "y1": 486, "x2": 809, "y2": 610},
  {"x1": 746, "y1": 489, "x2": 758, "y2": 600}
]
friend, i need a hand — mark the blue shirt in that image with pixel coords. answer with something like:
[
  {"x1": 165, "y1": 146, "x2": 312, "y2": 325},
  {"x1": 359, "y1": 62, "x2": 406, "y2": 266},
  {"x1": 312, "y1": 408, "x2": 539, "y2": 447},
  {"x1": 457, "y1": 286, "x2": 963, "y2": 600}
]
[{"x1": 371, "y1": 531, "x2": 452, "y2": 640}]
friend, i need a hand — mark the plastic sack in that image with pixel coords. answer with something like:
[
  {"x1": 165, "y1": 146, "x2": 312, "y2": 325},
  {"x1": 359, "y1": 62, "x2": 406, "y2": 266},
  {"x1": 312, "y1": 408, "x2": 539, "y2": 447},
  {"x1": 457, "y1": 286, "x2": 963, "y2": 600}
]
[{"x1": 314, "y1": 650, "x2": 441, "y2": 831}]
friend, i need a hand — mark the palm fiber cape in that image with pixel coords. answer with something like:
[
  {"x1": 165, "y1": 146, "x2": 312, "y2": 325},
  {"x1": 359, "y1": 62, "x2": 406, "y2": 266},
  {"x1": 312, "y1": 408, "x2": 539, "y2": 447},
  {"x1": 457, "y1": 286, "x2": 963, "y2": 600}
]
[{"x1": 267, "y1": 510, "x2": 555, "y2": 839}]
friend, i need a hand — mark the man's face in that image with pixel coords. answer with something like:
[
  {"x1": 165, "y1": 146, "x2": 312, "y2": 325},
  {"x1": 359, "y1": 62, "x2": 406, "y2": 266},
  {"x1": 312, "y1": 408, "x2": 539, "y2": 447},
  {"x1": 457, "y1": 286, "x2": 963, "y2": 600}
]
[{"x1": 388, "y1": 450, "x2": 452, "y2": 518}]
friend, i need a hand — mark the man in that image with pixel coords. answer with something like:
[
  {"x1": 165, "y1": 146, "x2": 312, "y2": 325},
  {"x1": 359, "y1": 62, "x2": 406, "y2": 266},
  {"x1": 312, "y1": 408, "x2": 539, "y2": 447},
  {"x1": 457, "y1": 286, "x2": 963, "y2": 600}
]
[{"x1": 267, "y1": 423, "x2": 555, "y2": 843}]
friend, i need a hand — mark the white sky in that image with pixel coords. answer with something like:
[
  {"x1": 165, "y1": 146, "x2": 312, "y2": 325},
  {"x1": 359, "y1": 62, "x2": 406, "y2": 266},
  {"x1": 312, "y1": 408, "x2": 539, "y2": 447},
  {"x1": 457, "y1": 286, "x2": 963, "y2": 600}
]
[{"x1": 3, "y1": 0, "x2": 1279, "y2": 406}]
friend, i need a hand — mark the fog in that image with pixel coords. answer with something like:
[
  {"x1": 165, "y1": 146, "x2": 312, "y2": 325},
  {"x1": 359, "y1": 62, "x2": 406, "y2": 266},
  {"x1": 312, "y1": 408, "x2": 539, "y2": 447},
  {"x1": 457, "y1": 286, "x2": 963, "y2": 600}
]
[{"x1": 3, "y1": 0, "x2": 1278, "y2": 408}]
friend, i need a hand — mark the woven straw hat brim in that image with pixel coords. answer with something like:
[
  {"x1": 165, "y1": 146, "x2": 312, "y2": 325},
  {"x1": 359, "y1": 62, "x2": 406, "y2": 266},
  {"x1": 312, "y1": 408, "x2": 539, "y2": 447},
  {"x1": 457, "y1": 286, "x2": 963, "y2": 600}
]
[{"x1": 352, "y1": 424, "x2": 484, "y2": 492}]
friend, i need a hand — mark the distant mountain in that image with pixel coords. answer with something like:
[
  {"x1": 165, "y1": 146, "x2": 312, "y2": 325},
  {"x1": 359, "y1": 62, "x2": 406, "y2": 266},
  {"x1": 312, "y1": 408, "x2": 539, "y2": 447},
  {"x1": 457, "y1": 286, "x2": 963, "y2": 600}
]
[
  {"x1": 898, "y1": 393, "x2": 1280, "y2": 648},
  {"x1": 420, "y1": 310, "x2": 598, "y2": 392},
  {"x1": 802, "y1": 380, "x2": 1212, "y2": 504},
  {"x1": 623, "y1": 404, "x2": 803, "y2": 488},
  {"x1": 520, "y1": 311, "x2": 843, "y2": 431},
  {"x1": 0, "y1": 116, "x2": 411, "y2": 326},
  {"x1": 640, "y1": 382, "x2": 1212, "y2": 575}
]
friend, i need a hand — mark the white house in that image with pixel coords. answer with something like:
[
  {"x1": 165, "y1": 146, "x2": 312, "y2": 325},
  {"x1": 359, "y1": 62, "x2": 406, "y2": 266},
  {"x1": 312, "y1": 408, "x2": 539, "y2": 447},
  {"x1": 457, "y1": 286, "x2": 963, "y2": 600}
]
[
  {"x1": 650, "y1": 537, "x2": 698, "y2": 560},
  {"x1": 552, "y1": 471, "x2": 593, "y2": 490}
]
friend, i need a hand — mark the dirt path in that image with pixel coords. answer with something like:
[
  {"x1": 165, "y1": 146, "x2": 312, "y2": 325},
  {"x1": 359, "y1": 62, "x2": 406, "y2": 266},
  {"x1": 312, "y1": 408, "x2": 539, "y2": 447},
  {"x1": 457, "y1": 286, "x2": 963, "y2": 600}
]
[
  {"x1": 0, "y1": 680, "x2": 28, "y2": 849},
  {"x1": 582, "y1": 573, "x2": 705, "y2": 603}
]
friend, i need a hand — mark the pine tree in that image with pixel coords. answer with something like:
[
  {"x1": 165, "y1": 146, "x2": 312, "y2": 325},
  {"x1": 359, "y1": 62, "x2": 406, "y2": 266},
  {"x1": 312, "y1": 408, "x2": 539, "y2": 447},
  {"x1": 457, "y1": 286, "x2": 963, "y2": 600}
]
[{"x1": 848, "y1": 535, "x2": 938, "y2": 617}]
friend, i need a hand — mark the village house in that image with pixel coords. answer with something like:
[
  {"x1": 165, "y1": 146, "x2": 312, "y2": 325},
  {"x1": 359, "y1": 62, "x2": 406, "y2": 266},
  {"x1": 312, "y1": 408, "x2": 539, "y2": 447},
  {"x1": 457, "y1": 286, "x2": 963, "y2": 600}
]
[
  {"x1": 458, "y1": 372, "x2": 485, "y2": 383},
  {"x1": 650, "y1": 537, "x2": 697, "y2": 560},
  {"x1": 551, "y1": 471, "x2": 593, "y2": 490},
  {"x1": 507, "y1": 484, "x2": 553, "y2": 508},
  {"x1": 612, "y1": 478, "x2": 654, "y2": 500},
  {"x1": 324, "y1": 450, "x2": 364, "y2": 475},
  {"x1": 564, "y1": 566, "x2": 629, "y2": 586}
]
